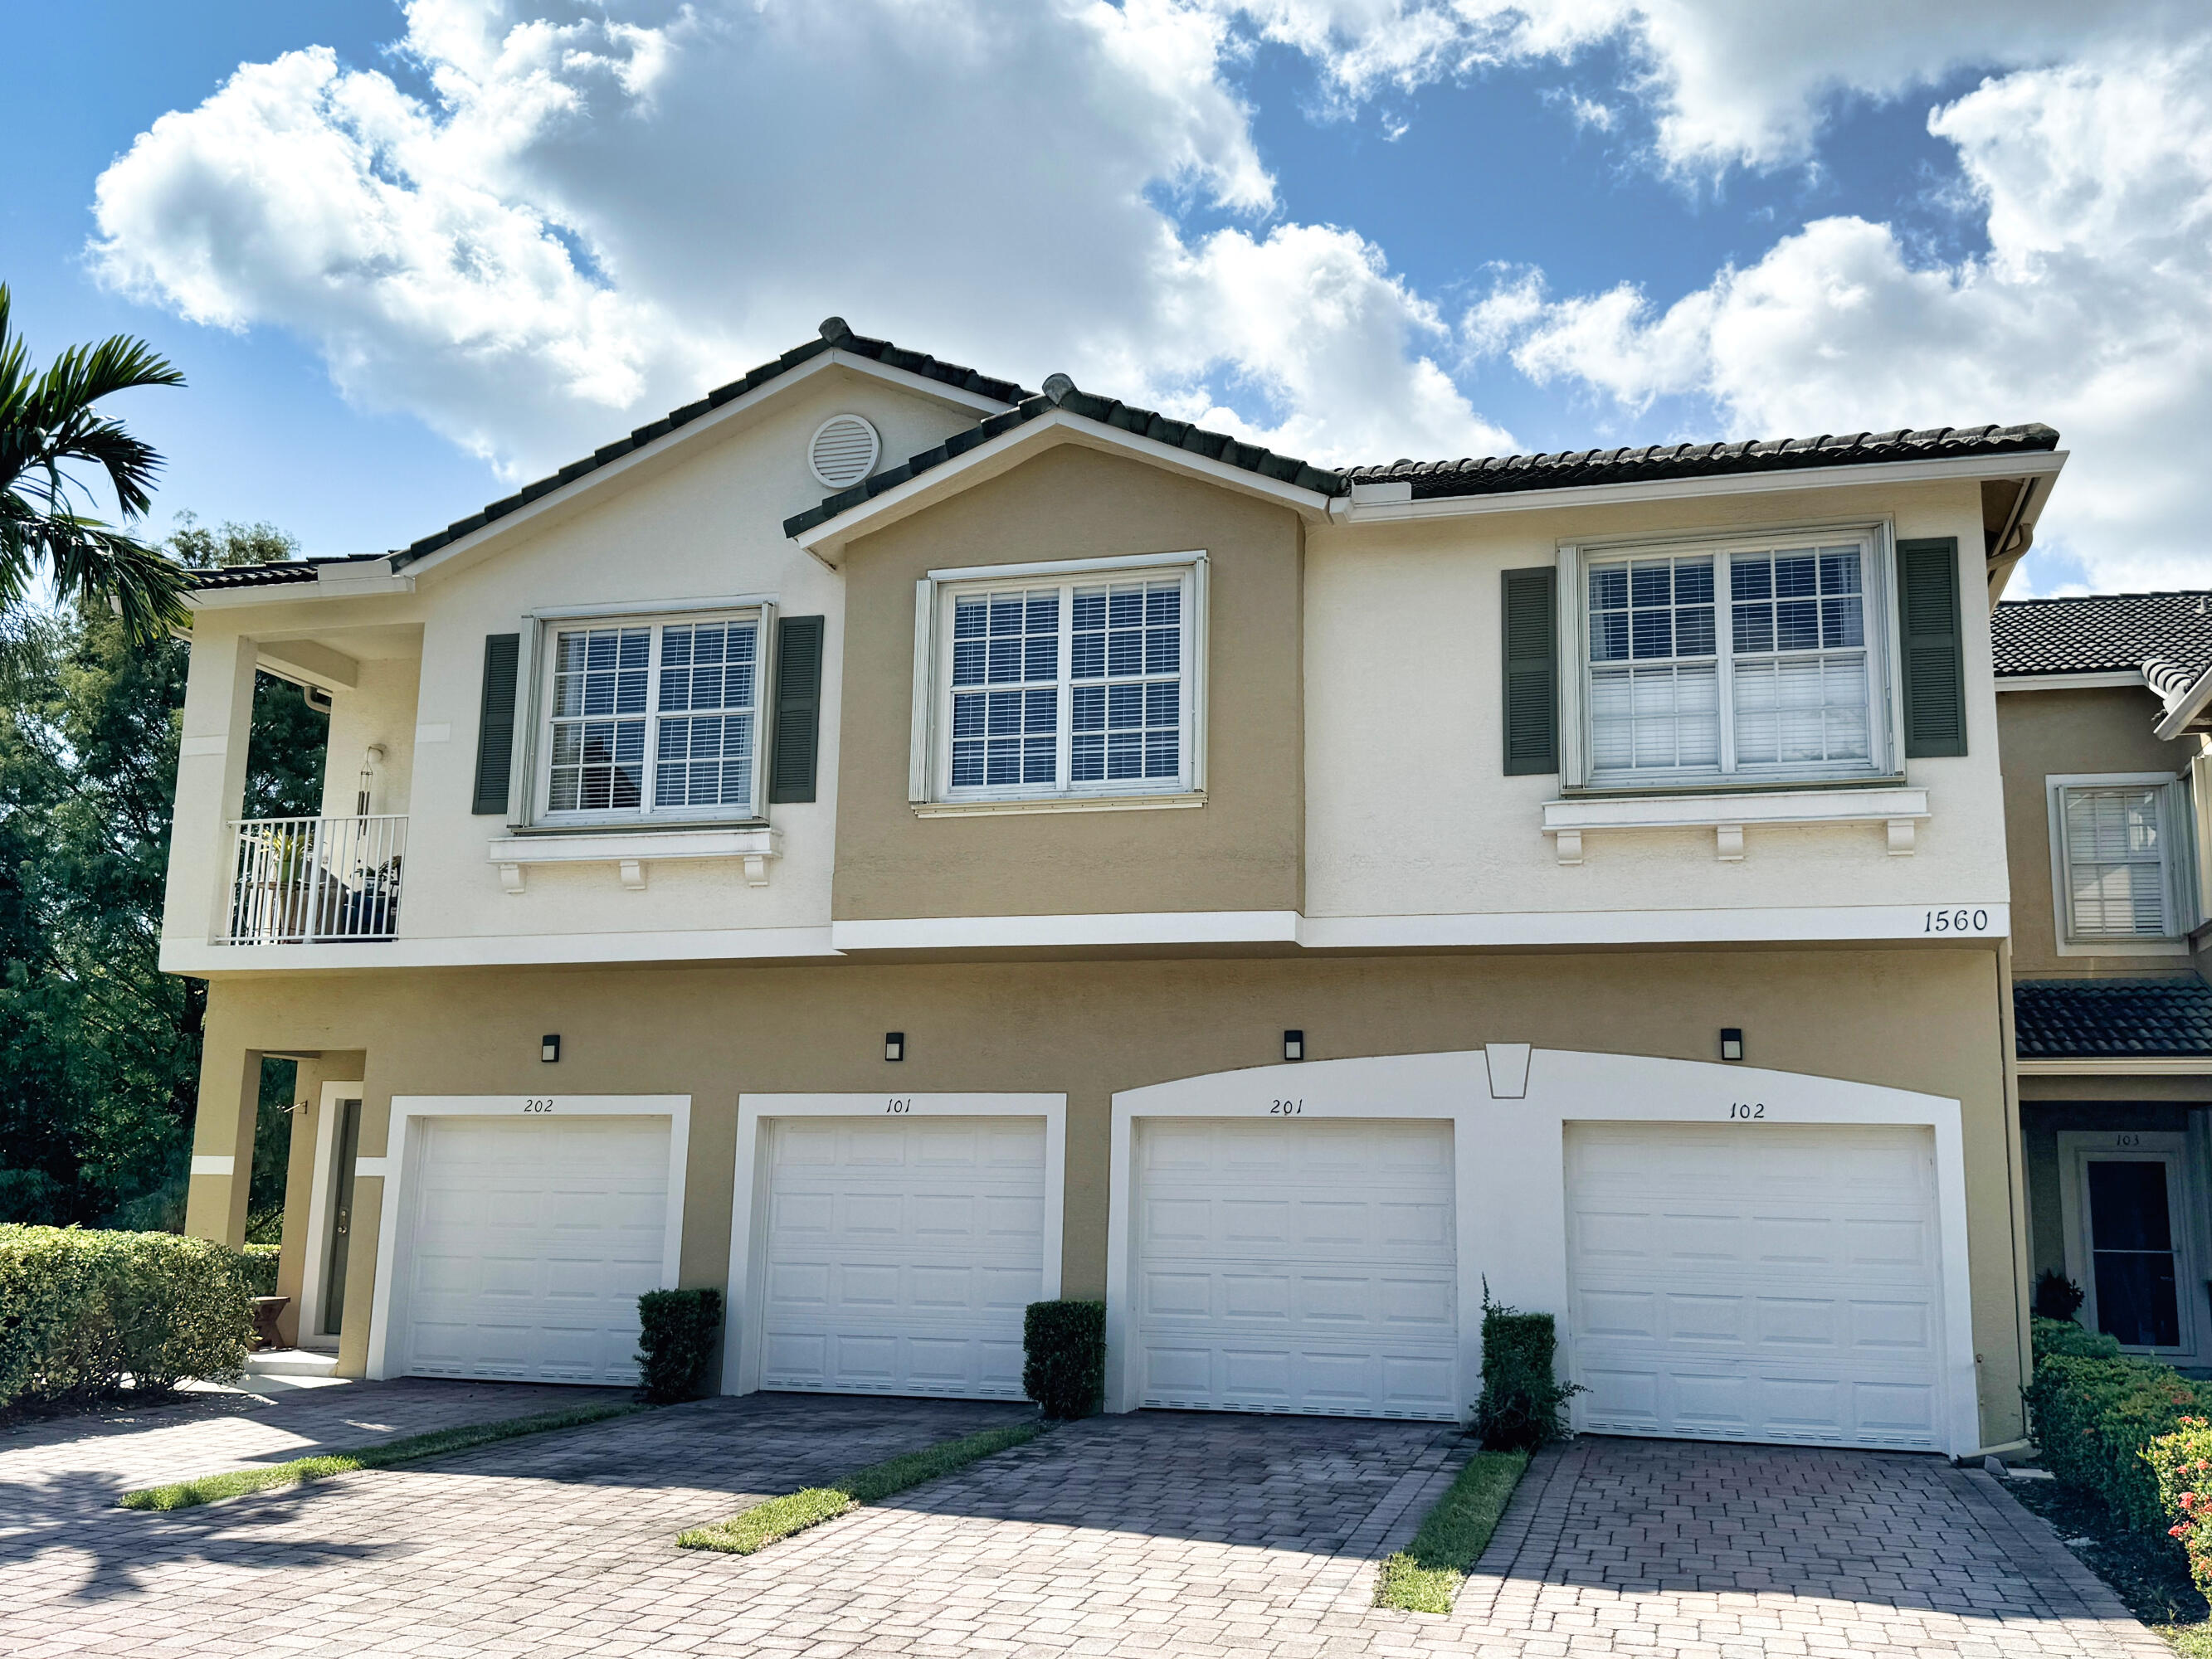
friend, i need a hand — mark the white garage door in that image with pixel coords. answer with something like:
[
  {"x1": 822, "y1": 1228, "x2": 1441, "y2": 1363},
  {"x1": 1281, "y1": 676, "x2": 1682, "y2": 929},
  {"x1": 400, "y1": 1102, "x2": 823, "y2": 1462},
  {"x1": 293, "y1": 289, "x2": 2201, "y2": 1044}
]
[
  {"x1": 1132, "y1": 1118, "x2": 1458, "y2": 1419},
  {"x1": 402, "y1": 1116, "x2": 670, "y2": 1384},
  {"x1": 1566, "y1": 1122, "x2": 1945, "y2": 1450},
  {"x1": 759, "y1": 1116, "x2": 1045, "y2": 1399}
]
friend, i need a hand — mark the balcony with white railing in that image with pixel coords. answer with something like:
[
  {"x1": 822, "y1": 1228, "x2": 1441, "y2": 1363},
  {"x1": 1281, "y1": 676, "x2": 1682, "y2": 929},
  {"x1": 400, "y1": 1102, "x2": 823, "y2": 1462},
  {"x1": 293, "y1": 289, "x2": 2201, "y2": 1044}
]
[{"x1": 226, "y1": 815, "x2": 407, "y2": 945}]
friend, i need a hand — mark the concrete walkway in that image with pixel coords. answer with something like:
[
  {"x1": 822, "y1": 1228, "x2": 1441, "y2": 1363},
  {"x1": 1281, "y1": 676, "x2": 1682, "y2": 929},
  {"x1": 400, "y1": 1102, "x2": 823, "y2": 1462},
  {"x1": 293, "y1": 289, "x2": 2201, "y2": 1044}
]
[{"x1": 0, "y1": 1391, "x2": 2176, "y2": 1657}]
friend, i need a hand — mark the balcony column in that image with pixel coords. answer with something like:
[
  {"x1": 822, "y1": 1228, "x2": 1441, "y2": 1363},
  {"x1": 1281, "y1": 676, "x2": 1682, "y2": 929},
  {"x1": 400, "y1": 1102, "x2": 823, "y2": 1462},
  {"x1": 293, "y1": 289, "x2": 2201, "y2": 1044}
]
[
  {"x1": 163, "y1": 628, "x2": 258, "y2": 948},
  {"x1": 183, "y1": 1034, "x2": 262, "y2": 1248}
]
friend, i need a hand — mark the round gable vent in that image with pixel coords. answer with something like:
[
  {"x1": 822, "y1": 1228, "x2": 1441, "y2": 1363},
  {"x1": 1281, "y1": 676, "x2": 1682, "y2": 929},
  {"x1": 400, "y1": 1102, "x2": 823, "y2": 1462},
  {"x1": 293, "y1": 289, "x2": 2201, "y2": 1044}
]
[{"x1": 809, "y1": 414, "x2": 881, "y2": 489}]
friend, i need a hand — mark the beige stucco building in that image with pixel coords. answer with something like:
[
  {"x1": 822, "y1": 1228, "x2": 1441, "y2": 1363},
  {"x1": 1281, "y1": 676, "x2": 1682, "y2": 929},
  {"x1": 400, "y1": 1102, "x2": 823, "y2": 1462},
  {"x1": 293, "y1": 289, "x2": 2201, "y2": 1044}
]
[{"x1": 169, "y1": 319, "x2": 2093, "y2": 1453}]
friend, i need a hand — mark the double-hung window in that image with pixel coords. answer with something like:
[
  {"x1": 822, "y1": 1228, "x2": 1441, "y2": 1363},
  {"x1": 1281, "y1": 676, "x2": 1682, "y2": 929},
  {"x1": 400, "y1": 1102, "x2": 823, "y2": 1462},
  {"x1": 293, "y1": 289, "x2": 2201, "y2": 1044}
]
[
  {"x1": 1565, "y1": 528, "x2": 1895, "y2": 789},
  {"x1": 2049, "y1": 774, "x2": 2195, "y2": 951},
  {"x1": 915, "y1": 555, "x2": 1202, "y2": 806},
  {"x1": 534, "y1": 609, "x2": 764, "y2": 824}
]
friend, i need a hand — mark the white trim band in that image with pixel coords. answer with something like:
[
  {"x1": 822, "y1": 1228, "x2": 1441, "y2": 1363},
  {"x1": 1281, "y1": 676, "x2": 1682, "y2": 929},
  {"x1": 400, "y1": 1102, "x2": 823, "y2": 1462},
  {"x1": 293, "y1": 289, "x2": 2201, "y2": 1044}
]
[
  {"x1": 189, "y1": 1155, "x2": 236, "y2": 1176},
  {"x1": 2018, "y1": 1058, "x2": 2212, "y2": 1077}
]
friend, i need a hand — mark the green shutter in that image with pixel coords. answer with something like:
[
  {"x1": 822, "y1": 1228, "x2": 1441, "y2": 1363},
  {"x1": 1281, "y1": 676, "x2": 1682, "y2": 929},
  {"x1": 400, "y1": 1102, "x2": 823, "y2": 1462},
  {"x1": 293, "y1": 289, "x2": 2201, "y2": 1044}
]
[
  {"x1": 770, "y1": 615, "x2": 825, "y2": 804},
  {"x1": 1501, "y1": 567, "x2": 1558, "y2": 776},
  {"x1": 471, "y1": 633, "x2": 520, "y2": 815},
  {"x1": 1897, "y1": 538, "x2": 1966, "y2": 758}
]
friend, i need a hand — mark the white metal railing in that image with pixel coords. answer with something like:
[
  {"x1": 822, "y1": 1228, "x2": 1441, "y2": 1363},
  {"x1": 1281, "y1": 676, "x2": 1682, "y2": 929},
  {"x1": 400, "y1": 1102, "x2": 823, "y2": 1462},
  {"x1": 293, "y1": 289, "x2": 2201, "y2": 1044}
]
[{"x1": 226, "y1": 815, "x2": 407, "y2": 944}]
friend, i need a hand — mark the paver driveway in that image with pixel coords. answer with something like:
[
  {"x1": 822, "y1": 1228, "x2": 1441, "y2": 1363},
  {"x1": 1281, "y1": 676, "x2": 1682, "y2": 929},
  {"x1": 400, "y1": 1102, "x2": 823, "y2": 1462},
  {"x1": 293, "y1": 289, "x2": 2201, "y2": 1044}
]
[{"x1": 0, "y1": 1384, "x2": 2175, "y2": 1658}]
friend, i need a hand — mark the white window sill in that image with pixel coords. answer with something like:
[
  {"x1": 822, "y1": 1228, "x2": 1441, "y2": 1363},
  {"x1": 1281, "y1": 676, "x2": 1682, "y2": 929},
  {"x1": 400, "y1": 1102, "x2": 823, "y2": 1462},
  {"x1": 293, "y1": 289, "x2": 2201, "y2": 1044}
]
[
  {"x1": 487, "y1": 826, "x2": 781, "y2": 893},
  {"x1": 914, "y1": 791, "x2": 1205, "y2": 820},
  {"x1": 2054, "y1": 936, "x2": 2190, "y2": 958},
  {"x1": 1542, "y1": 786, "x2": 1930, "y2": 864}
]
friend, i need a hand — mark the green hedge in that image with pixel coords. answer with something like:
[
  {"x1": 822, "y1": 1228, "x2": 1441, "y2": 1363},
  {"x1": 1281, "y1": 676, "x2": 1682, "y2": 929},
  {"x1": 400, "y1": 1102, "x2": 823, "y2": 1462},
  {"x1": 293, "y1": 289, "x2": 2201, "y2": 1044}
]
[
  {"x1": 636, "y1": 1287, "x2": 722, "y2": 1403},
  {"x1": 1023, "y1": 1300, "x2": 1105, "y2": 1420},
  {"x1": 241, "y1": 1243, "x2": 280, "y2": 1300},
  {"x1": 2026, "y1": 1338, "x2": 2212, "y2": 1559},
  {"x1": 2032, "y1": 1315, "x2": 2122, "y2": 1362},
  {"x1": 1472, "y1": 1289, "x2": 1580, "y2": 1452},
  {"x1": 0, "y1": 1226, "x2": 256, "y2": 1409}
]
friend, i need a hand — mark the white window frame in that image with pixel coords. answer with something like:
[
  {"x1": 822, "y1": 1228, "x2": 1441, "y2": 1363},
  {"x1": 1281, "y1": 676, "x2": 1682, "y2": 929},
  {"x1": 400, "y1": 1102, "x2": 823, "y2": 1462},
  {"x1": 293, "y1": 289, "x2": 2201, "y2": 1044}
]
[
  {"x1": 1557, "y1": 520, "x2": 1903, "y2": 794},
  {"x1": 908, "y1": 551, "x2": 1208, "y2": 812},
  {"x1": 2047, "y1": 771, "x2": 2191, "y2": 955},
  {"x1": 518, "y1": 596, "x2": 775, "y2": 830}
]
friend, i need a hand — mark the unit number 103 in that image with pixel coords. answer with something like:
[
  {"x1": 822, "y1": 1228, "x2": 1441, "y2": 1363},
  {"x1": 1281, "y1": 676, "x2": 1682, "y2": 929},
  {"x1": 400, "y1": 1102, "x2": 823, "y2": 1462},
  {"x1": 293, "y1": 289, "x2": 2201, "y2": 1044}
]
[{"x1": 1923, "y1": 907, "x2": 1992, "y2": 933}]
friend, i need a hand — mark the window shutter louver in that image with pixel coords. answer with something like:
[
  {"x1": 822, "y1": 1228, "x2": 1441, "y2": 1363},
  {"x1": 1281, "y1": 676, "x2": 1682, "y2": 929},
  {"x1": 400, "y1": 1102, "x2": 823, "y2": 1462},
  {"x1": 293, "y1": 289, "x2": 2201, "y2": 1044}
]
[
  {"x1": 1501, "y1": 567, "x2": 1559, "y2": 776},
  {"x1": 471, "y1": 633, "x2": 521, "y2": 815},
  {"x1": 770, "y1": 615, "x2": 826, "y2": 803},
  {"x1": 1896, "y1": 538, "x2": 1966, "y2": 758}
]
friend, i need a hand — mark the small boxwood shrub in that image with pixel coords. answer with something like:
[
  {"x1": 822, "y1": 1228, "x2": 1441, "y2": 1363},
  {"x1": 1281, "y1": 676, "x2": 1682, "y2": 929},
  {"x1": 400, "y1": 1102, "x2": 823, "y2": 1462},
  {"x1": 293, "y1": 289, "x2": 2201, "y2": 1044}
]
[
  {"x1": 2027, "y1": 1347, "x2": 2212, "y2": 1558},
  {"x1": 1023, "y1": 1299, "x2": 1105, "y2": 1420},
  {"x1": 636, "y1": 1287, "x2": 722, "y2": 1403},
  {"x1": 0, "y1": 1225, "x2": 256, "y2": 1410},
  {"x1": 1472, "y1": 1286, "x2": 1581, "y2": 1451},
  {"x1": 2032, "y1": 1314, "x2": 2121, "y2": 1363},
  {"x1": 241, "y1": 1243, "x2": 281, "y2": 1299}
]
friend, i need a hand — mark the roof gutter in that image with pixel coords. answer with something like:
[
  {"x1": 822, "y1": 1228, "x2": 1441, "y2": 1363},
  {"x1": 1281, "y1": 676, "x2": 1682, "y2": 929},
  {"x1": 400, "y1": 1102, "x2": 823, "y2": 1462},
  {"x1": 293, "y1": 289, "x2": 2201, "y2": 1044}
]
[{"x1": 2154, "y1": 660, "x2": 2212, "y2": 741}]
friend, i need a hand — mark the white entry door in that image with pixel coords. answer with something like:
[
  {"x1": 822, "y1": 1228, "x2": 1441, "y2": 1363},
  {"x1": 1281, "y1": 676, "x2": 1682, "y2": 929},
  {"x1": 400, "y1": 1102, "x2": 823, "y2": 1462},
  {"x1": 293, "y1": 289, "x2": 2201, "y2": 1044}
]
[
  {"x1": 1566, "y1": 1122, "x2": 1945, "y2": 1450},
  {"x1": 758, "y1": 1116, "x2": 1046, "y2": 1399},
  {"x1": 402, "y1": 1116, "x2": 671, "y2": 1384},
  {"x1": 1130, "y1": 1117, "x2": 1459, "y2": 1419}
]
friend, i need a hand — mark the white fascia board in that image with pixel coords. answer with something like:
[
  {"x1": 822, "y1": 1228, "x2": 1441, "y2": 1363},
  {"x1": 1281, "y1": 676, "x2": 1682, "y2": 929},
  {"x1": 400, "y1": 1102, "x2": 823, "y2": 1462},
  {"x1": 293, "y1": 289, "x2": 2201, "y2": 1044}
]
[
  {"x1": 1997, "y1": 670, "x2": 2147, "y2": 693},
  {"x1": 2017, "y1": 1057, "x2": 2212, "y2": 1077},
  {"x1": 390, "y1": 352, "x2": 1017, "y2": 585},
  {"x1": 2155, "y1": 663, "x2": 2212, "y2": 741},
  {"x1": 793, "y1": 410, "x2": 1336, "y2": 563},
  {"x1": 160, "y1": 925, "x2": 839, "y2": 976},
  {"x1": 830, "y1": 910, "x2": 1304, "y2": 951},
  {"x1": 187, "y1": 571, "x2": 416, "y2": 611},
  {"x1": 1300, "y1": 902, "x2": 2008, "y2": 949},
  {"x1": 1336, "y1": 449, "x2": 2068, "y2": 525}
]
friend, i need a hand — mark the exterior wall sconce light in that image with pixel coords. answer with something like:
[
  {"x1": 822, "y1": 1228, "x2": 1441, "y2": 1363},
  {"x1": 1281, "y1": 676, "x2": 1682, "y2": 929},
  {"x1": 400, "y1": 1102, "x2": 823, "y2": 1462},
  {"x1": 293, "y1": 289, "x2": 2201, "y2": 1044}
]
[
  {"x1": 1284, "y1": 1029, "x2": 1304, "y2": 1063},
  {"x1": 884, "y1": 1031, "x2": 905, "y2": 1063},
  {"x1": 541, "y1": 1034, "x2": 561, "y2": 1063},
  {"x1": 1719, "y1": 1028, "x2": 1744, "y2": 1063}
]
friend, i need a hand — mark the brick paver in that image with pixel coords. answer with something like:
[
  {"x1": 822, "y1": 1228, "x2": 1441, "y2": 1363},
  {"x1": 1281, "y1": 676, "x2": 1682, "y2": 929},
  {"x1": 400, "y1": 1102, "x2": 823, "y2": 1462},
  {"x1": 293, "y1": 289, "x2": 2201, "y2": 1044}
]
[{"x1": 0, "y1": 1395, "x2": 2175, "y2": 1657}]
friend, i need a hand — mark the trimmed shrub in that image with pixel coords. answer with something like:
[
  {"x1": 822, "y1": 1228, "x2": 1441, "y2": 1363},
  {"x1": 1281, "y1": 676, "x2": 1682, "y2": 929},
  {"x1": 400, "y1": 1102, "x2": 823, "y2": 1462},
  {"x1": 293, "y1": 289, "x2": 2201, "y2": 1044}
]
[
  {"x1": 2032, "y1": 1315, "x2": 2121, "y2": 1363},
  {"x1": 636, "y1": 1287, "x2": 721, "y2": 1403},
  {"x1": 2148, "y1": 1416, "x2": 2212, "y2": 1593},
  {"x1": 241, "y1": 1244, "x2": 281, "y2": 1300},
  {"x1": 1023, "y1": 1300, "x2": 1106, "y2": 1420},
  {"x1": 1472, "y1": 1285, "x2": 1581, "y2": 1452},
  {"x1": 2027, "y1": 1348, "x2": 2212, "y2": 1554},
  {"x1": 0, "y1": 1226, "x2": 256, "y2": 1409}
]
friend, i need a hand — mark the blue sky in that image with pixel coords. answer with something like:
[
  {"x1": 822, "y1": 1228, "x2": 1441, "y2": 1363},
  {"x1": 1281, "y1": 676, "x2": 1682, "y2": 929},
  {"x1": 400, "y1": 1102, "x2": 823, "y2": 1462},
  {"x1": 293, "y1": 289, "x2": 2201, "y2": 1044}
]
[{"x1": 7, "y1": 2, "x2": 2207, "y2": 593}]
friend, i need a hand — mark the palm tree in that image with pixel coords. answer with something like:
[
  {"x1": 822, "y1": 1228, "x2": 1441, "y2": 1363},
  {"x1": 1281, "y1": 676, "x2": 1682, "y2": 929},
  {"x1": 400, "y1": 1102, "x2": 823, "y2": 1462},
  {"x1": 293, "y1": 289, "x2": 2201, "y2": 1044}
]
[{"x1": 0, "y1": 285, "x2": 189, "y2": 642}]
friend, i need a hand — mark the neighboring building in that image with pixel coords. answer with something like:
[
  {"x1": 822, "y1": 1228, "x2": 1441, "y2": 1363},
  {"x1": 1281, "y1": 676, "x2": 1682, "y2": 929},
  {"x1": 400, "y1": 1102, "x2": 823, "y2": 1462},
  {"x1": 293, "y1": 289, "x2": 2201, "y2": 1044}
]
[
  {"x1": 166, "y1": 317, "x2": 2067, "y2": 1452},
  {"x1": 1995, "y1": 591, "x2": 2212, "y2": 1367}
]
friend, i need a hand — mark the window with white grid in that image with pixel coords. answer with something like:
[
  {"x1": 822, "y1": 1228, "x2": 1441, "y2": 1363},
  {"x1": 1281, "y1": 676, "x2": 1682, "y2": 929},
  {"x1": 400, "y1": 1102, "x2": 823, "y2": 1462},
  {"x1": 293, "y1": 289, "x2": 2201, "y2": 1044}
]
[
  {"x1": 540, "y1": 611, "x2": 760, "y2": 822},
  {"x1": 933, "y1": 562, "x2": 1196, "y2": 801},
  {"x1": 1576, "y1": 532, "x2": 1888, "y2": 787},
  {"x1": 2058, "y1": 782, "x2": 2178, "y2": 941}
]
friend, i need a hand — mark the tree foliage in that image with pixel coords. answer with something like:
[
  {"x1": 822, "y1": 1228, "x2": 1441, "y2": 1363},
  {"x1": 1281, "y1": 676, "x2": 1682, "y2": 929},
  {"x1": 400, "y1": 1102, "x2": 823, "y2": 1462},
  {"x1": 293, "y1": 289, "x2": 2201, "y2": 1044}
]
[{"x1": 0, "y1": 518, "x2": 324, "y2": 1227}]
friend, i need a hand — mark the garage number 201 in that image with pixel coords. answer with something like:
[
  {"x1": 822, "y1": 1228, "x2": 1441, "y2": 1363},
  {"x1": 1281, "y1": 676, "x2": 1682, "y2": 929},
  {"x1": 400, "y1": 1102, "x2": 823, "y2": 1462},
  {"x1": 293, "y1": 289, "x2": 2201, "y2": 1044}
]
[{"x1": 1271, "y1": 1099, "x2": 1303, "y2": 1116}]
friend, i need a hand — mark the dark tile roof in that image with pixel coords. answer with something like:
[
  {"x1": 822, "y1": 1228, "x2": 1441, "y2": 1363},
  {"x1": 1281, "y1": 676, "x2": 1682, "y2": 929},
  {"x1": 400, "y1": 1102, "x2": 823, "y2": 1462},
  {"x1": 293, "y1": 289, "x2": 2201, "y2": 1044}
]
[
  {"x1": 188, "y1": 552, "x2": 387, "y2": 591},
  {"x1": 2015, "y1": 977, "x2": 2212, "y2": 1058},
  {"x1": 781, "y1": 373, "x2": 1349, "y2": 540},
  {"x1": 1993, "y1": 590, "x2": 2212, "y2": 686},
  {"x1": 1347, "y1": 423, "x2": 2059, "y2": 502}
]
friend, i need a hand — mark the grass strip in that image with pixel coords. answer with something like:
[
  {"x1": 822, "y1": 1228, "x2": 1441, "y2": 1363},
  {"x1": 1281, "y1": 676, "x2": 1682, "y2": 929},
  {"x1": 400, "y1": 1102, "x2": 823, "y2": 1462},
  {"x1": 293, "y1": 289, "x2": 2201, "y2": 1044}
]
[
  {"x1": 118, "y1": 1402, "x2": 643, "y2": 1511},
  {"x1": 678, "y1": 1419, "x2": 1042, "y2": 1555},
  {"x1": 1374, "y1": 1447, "x2": 1532, "y2": 1614}
]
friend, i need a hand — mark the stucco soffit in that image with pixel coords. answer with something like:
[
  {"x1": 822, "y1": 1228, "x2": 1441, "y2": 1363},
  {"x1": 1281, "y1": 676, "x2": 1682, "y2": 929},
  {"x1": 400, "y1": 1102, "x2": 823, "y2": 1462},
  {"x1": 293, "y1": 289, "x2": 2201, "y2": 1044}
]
[{"x1": 792, "y1": 410, "x2": 1337, "y2": 565}]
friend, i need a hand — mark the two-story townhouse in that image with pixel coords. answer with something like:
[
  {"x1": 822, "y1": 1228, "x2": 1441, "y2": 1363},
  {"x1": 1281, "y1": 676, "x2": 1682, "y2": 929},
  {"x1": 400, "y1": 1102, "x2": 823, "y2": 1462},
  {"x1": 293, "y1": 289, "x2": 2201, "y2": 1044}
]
[
  {"x1": 166, "y1": 317, "x2": 2065, "y2": 1453},
  {"x1": 1992, "y1": 592, "x2": 2212, "y2": 1368}
]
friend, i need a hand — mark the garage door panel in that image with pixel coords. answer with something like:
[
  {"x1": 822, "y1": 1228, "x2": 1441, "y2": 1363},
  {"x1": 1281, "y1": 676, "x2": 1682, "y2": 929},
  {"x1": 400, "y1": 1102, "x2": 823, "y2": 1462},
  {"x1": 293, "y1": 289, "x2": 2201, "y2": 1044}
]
[
  {"x1": 1566, "y1": 1123, "x2": 1943, "y2": 1451},
  {"x1": 1133, "y1": 1119, "x2": 1459, "y2": 1420},
  {"x1": 758, "y1": 1116, "x2": 1046, "y2": 1400},
  {"x1": 401, "y1": 1116, "x2": 669, "y2": 1386}
]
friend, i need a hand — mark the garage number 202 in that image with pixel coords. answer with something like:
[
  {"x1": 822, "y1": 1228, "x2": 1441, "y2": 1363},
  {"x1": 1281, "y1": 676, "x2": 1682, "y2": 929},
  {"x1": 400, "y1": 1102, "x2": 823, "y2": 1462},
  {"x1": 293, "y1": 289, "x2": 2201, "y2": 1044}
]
[{"x1": 522, "y1": 1098, "x2": 554, "y2": 1113}]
